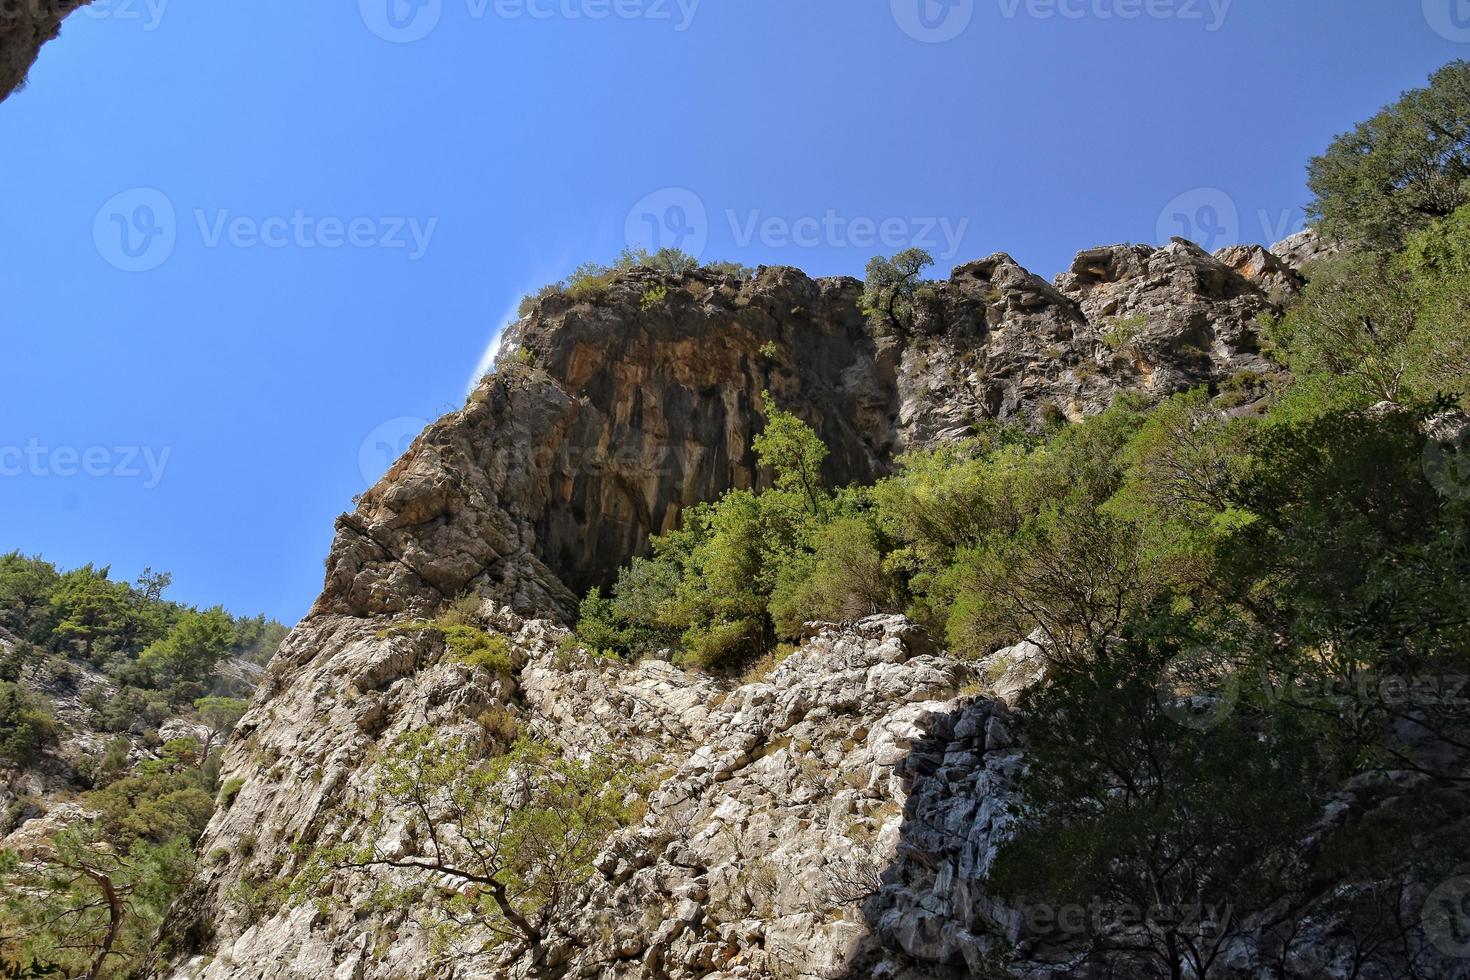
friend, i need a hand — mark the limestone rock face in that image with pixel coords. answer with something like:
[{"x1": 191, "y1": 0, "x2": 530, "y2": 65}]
[
  {"x1": 316, "y1": 244, "x2": 1299, "y2": 627},
  {"x1": 1268, "y1": 228, "x2": 1338, "y2": 273},
  {"x1": 162, "y1": 613, "x2": 1029, "y2": 980},
  {"x1": 159, "y1": 237, "x2": 1319, "y2": 979},
  {"x1": 0, "y1": 0, "x2": 91, "y2": 102},
  {"x1": 508, "y1": 615, "x2": 1002, "y2": 980}
]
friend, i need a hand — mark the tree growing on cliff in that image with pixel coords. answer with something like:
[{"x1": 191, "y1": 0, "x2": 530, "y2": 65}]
[
  {"x1": 988, "y1": 618, "x2": 1334, "y2": 980},
  {"x1": 0, "y1": 681, "x2": 57, "y2": 766},
  {"x1": 1308, "y1": 60, "x2": 1470, "y2": 252},
  {"x1": 304, "y1": 731, "x2": 637, "y2": 954},
  {"x1": 861, "y1": 248, "x2": 935, "y2": 335},
  {"x1": 0, "y1": 824, "x2": 196, "y2": 980}
]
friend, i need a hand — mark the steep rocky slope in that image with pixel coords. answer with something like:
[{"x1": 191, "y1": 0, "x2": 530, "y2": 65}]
[
  {"x1": 159, "y1": 238, "x2": 1322, "y2": 979},
  {"x1": 0, "y1": 0, "x2": 91, "y2": 102},
  {"x1": 318, "y1": 239, "x2": 1301, "y2": 625}
]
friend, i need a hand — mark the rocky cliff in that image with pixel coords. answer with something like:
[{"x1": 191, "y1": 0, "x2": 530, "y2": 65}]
[
  {"x1": 0, "y1": 0, "x2": 90, "y2": 102},
  {"x1": 158, "y1": 238, "x2": 1324, "y2": 979},
  {"x1": 317, "y1": 239, "x2": 1300, "y2": 625}
]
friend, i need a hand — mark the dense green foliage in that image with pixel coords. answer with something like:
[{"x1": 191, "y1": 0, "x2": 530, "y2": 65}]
[
  {"x1": 298, "y1": 732, "x2": 640, "y2": 954},
  {"x1": 1, "y1": 825, "x2": 196, "y2": 980},
  {"x1": 0, "y1": 556, "x2": 279, "y2": 977},
  {"x1": 0, "y1": 681, "x2": 57, "y2": 766},
  {"x1": 860, "y1": 247, "x2": 935, "y2": 335},
  {"x1": 0, "y1": 554, "x2": 286, "y2": 737},
  {"x1": 1, "y1": 737, "x2": 225, "y2": 977},
  {"x1": 573, "y1": 398, "x2": 907, "y2": 670},
  {"x1": 574, "y1": 197, "x2": 1470, "y2": 972},
  {"x1": 1308, "y1": 61, "x2": 1470, "y2": 252}
]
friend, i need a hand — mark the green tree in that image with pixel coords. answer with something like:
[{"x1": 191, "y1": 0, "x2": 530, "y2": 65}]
[
  {"x1": 990, "y1": 620, "x2": 1333, "y2": 980},
  {"x1": 0, "y1": 681, "x2": 57, "y2": 766},
  {"x1": 0, "y1": 824, "x2": 194, "y2": 980},
  {"x1": 84, "y1": 741, "x2": 215, "y2": 849},
  {"x1": 137, "y1": 608, "x2": 235, "y2": 687},
  {"x1": 752, "y1": 398, "x2": 830, "y2": 516},
  {"x1": 768, "y1": 516, "x2": 903, "y2": 637},
  {"x1": 0, "y1": 553, "x2": 59, "y2": 634},
  {"x1": 1265, "y1": 252, "x2": 1419, "y2": 405},
  {"x1": 306, "y1": 732, "x2": 636, "y2": 953},
  {"x1": 44, "y1": 566, "x2": 137, "y2": 659},
  {"x1": 1307, "y1": 61, "x2": 1470, "y2": 252},
  {"x1": 133, "y1": 568, "x2": 171, "y2": 604},
  {"x1": 193, "y1": 696, "x2": 249, "y2": 762},
  {"x1": 573, "y1": 406, "x2": 850, "y2": 669},
  {"x1": 861, "y1": 248, "x2": 935, "y2": 335}
]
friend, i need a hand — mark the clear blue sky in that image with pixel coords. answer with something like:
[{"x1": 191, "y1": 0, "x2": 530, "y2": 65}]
[{"x1": 0, "y1": 1, "x2": 1461, "y2": 624}]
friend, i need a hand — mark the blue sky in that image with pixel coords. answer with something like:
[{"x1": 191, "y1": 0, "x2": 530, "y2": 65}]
[{"x1": 0, "y1": 0, "x2": 1463, "y2": 624}]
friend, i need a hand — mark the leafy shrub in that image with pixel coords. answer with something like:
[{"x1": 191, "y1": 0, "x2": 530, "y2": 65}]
[
  {"x1": 219, "y1": 776, "x2": 246, "y2": 808},
  {"x1": 1102, "y1": 313, "x2": 1147, "y2": 352},
  {"x1": 565, "y1": 261, "x2": 619, "y2": 302},
  {"x1": 682, "y1": 618, "x2": 765, "y2": 672},
  {"x1": 640, "y1": 284, "x2": 669, "y2": 311},
  {"x1": 0, "y1": 680, "x2": 58, "y2": 766},
  {"x1": 300, "y1": 732, "x2": 639, "y2": 949},
  {"x1": 443, "y1": 626, "x2": 513, "y2": 677},
  {"x1": 705, "y1": 259, "x2": 755, "y2": 279},
  {"x1": 436, "y1": 592, "x2": 484, "y2": 628}
]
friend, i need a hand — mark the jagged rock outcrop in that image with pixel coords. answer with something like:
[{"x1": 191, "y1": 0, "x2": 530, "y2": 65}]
[
  {"x1": 163, "y1": 611, "x2": 1025, "y2": 980},
  {"x1": 1268, "y1": 227, "x2": 1338, "y2": 272},
  {"x1": 159, "y1": 237, "x2": 1323, "y2": 979},
  {"x1": 0, "y1": 0, "x2": 91, "y2": 102},
  {"x1": 317, "y1": 241, "x2": 1301, "y2": 626}
]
